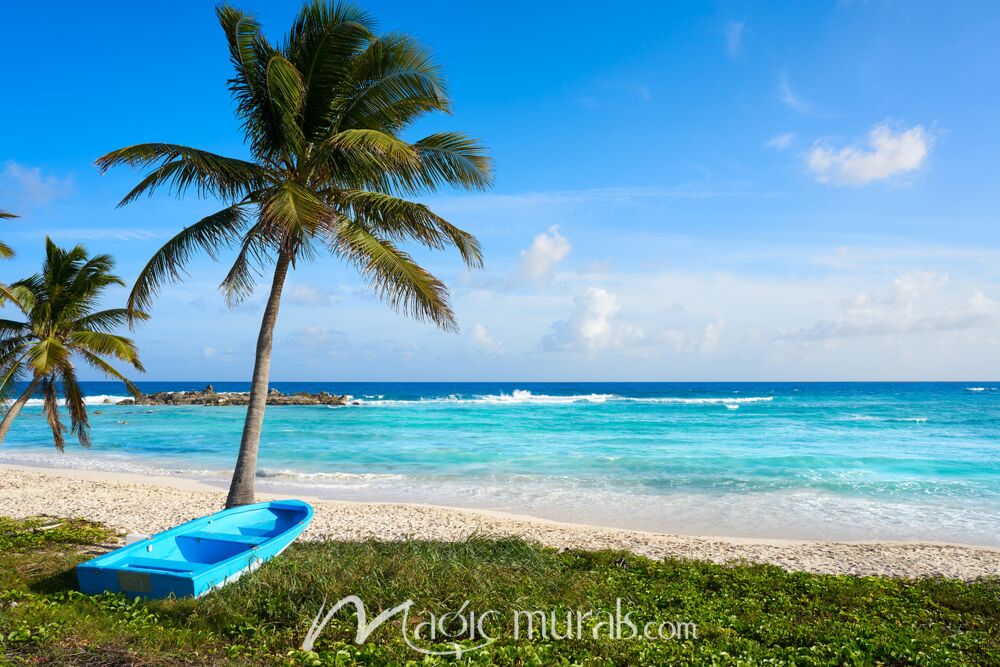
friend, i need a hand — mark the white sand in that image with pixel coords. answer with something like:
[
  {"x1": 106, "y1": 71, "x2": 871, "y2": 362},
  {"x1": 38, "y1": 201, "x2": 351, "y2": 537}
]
[{"x1": 2, "y1": 464, "x2": 998, "y2": 580}]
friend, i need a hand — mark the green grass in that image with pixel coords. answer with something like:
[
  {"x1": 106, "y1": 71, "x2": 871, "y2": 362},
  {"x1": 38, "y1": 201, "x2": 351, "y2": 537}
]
[{"x1": 0, "y1": 517, "x2": 997, "y2": 665}]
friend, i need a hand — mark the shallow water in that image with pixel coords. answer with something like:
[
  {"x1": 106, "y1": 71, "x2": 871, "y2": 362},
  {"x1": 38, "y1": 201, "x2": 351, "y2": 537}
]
[{"x1": 3, "y1": 382, "x2": 999, "y2": 545}]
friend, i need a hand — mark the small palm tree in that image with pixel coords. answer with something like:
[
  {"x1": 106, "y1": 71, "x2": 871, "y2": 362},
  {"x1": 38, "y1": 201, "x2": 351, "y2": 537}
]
[
  {"x1": 97, "y1": 1, "x2": 493, "y2": 507},
  {"x1": 0, "y1": 238, "x2": 146, "y2": 449},
  {"x1": 0, "y1": 210, "x2": 17, "y2": 258}
]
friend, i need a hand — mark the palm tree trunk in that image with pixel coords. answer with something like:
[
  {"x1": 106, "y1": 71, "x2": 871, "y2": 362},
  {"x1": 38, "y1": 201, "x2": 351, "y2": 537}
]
[
  {"x1": 0, "y1": 377, "x2": 40, "y2": 444},
  {"x1": 225, "y1": 250, "x2": 293, "y2": 508}
]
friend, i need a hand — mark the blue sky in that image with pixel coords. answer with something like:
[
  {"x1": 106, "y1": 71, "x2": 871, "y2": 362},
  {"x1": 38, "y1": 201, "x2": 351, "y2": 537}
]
[{"x1": 2, "y1": 1, "x2": 1000, "y2": 381}]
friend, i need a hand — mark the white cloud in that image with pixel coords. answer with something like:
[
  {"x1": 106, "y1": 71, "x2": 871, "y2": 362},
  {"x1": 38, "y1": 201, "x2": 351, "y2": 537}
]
[
  {"x1": 285, "y1": 284, "x2": 325, "y2": 305},
  {"x1": 472, "y1": 323, "x2": 504, "y2": 355},
  {"x1": 519, "y1": 226, "x2": 571, "y2": 286},
  {"x1": 700, "y1": 318, "x2": 725, "y2": 352},
  {"x1": 284, "y1": 283, "x2": 345, "y2": 306},
  {"x1": 543, "y1": 287, "x2": 622, "y2": 352},
  {"x1": 431, "y1": 185, "x2": 767, "y2": 220},
  {"x1": 46, "y1": 228, "x2": 163, "y2": 242},
  {"x1": 726, "y1": 21, "x2": 746, "y2": 58},
  {"x1": 284, "y1": 325, "x2": 348, "y2": 349},
  {"x1": 0, "y1": 161, "x2": 74, "y2": 207},
  {"x1": 778, "y1": 272, "x2": 998, "y2": 341},
  {"x1": 765, "y1": 132, "x2": 796, "y2": 150},
  {"x1": 200, "y1": 345, "x2": 240, "y2": 362},
  {"x1": 283, "y1": 283, "x2": 360, "y2": 306},
  {"x1": 643, "y1": 318, "x2": 725, "y2": 355},
  {"x1": 808, "y1": 123, "x2": 931, "y2": 186},
  {"x1": 540, "y1": 286, "x2": 727, "y2": 357},
  {"x1": 778, "y1": 74, "x2": 812, "y2": 113}
]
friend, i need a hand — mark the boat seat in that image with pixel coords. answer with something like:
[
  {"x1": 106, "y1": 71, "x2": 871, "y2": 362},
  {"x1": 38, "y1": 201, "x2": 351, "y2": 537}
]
[
  {"x1": 125, "y1": 557, "x2": 211, "y2": 573},
  {"x1": 184, "y1": 531, "x2": 268, "y2": 545}
]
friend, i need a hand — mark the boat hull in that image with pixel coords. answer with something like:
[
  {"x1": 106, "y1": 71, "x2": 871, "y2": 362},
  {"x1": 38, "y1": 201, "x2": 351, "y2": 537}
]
[{"x1": 76, "y1": 499, "x2": 313, "y2": 599}]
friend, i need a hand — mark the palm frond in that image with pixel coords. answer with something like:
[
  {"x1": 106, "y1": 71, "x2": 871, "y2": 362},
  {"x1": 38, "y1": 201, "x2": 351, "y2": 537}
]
[
  {"x1": 0, "y1": 210, "x2": 18, "y2": 220},
  {"x1": 59, "y1": 249, "x2": 126, "y2": 320},
  {"x1": 0, "y1": 319, "x2": 29, "y2": 337},
  {"x1": 264, "y1": 55, "x2": 307, "y2": 157},
  {"x1": 287, "y1": 1, "x2": 374, "y2": 139},
  {"x1": 337, "y1": 33, "x2": 449, "y2": 132},
  {"x1": 77, "y1": 349, "x2": 142, "y2": 397},
  {"x1": 69, "y1": 331, "x2": 144, "y2": 371},
  {"x1": 328, "y1": 190, "x2": 482, "y2": 268},
  {"x1": 310, "y1": 128, "x2": 418, "y2": 185},
  {"x1": 260, "y1": 182, "x2": 330, "y2": 239},
  {"x1": 219, "y1": 220, "x2": 279, "y2": 307},
  {"x1": 328, "y1": 219, "x2": 456, "y2": 331},
  {"x1": 217, "y1": 5, "x2": 290, "y2": 162},
  {"x1": 60, "y1": 369, "x2": 91, "y2": 449},
  {"x1": 0, "y1": 356, "x2": 28, "y2": 403},
  {"x1": 411, "y1": 132, "x2": 494, "y2": 191},
  {"x1": 0, "y1": 242, "x2": 14, "y2": 259},
  {"x1": 95, "y1": 144, "x2": 270, "y2": 205},
  {"x1": 41, "y1": 378, "x2": 66, "y2": 452},
  {"x1": 73, "y1": 308, "x2": 147, "y2": 333},
  {"x1": 127, "y1": 204, "x2": 250, "y2": 315},
  {"x1": 0, "y1": 284, "x2": 30, "y2": 311},
  {"x1": 27, "y1": 337, "x2": 71, "y2": 376}
]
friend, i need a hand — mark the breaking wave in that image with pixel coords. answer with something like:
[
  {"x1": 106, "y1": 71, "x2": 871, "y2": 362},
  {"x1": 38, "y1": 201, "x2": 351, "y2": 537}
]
[
  {"x1": 352, "y1": 390, "x2": 773, "y2": 407},
  {"x1": 255, "y1": 468, "x2": 403, "y2": 482},
  {"x1": 21, "y1": 395, "x2": 132, "y2": 407}
]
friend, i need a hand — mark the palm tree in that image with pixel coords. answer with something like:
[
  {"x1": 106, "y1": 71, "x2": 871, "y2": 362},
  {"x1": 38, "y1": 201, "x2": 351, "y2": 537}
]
[
  {"x1": 0, "y1": 238, "x2": 146, "y2": 449},
  {"x1": 97, "y1": 2, "x2": 493, "y2": 507},
  {"x1": 0, "y1": 210, "x2": 17, "y2": 258}
]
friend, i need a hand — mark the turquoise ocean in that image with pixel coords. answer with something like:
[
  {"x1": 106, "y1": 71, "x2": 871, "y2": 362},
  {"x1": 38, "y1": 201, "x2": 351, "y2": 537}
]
[{"x1": 2, "y1": 382, "x2": 999, "y2": 546}]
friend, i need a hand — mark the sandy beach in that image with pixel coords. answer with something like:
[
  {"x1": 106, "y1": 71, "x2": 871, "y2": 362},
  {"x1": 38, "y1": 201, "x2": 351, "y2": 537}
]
[{"x1": 2, "y1": 463, "x2": 997, "y2": 581}]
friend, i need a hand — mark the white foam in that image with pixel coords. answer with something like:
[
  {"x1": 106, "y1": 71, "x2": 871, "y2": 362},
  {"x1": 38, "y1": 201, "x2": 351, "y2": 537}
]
[
  {"x1": 481, "y1": 390, "x2": 616, "y2": 404},
  {"x1": 622, "y1": 396, "x2": 773, "y2": 405},
  {"x1": 353, "y1": 390, "x2": 774, "y2": 408},
  {"x1": 841, "y1": 414, "x2": 929, "y2": 423},
  {"x1": 0, "y1": 450, "x2": 226, "y2": 479},
  {"x1": 255, "y1": 468, "x2": 403, "y2": 482},
  {"x1": 20, "y1": 395, "x2": 132, "y2": 407}
]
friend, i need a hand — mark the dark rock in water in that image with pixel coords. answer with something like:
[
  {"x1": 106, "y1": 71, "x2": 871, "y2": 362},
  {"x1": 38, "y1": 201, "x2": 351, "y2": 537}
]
[
  {"x1": 204, "y1": 384, "x2": 215, "y2": 393},
  {"x1": 118, "y1": 389, "x2": 350, "y2": 407}
]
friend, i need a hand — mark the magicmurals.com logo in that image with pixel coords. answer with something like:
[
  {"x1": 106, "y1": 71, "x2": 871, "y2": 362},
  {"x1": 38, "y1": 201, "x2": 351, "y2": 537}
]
[{"x1": 302, "y1": 596, "x2": 697, "y2": 658}]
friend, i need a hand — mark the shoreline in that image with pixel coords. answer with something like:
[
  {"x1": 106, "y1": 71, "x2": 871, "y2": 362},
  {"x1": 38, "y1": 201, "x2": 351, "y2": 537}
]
[{"x1": 2, "y1": 463, "x2": 998, "y2": 580}]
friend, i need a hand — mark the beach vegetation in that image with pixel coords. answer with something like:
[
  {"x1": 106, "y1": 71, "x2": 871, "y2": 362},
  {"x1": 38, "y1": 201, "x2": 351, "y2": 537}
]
[
  {"x1": 97, "y1": 0, "x2": 493, "y2": 508},
  {"x1": 1, "y1": 517, "x2": 997, "y2": 665},
  {"x1": 0, "y1": 239, "x2": 145, "y2": 448}
]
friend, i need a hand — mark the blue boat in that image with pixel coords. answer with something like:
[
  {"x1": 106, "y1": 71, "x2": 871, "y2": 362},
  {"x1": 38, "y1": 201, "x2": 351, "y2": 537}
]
[{"x1": 76, "y1": 499, "x2": 313, "y2": 599}]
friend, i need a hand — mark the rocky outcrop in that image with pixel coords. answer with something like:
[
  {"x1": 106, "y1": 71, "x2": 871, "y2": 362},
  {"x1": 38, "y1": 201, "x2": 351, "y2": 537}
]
[{"x1": 116, "y1": 387, "x2": 350, "y2": 407}]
